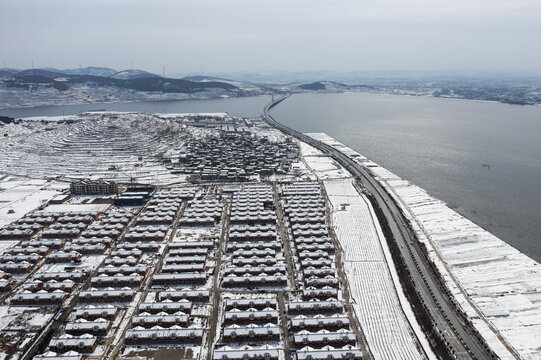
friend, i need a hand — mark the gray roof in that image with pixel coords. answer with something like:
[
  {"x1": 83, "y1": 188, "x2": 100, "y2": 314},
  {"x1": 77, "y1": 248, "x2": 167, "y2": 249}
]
[
  {"x1": 225, "y1": 298, "x2": 277, "y2": 310},
  {"x1": 49, "y1": 336, "x2": 97, "y2": 350},
  {"x1": 139, "y1": 301, "x2": 192, "y2": 313},
  {"x1": 224, "y1": 325, "x2": 280, "y2": 338},
  {"x1": 291, "y1": 316, "x2": 350, "y2": 329},
  {"x1": 159, "y1": 290, "x2": 209, "y2": 302},
  {"x1": 293, "y1": 331, "x2": 356, "y2": 345},
  {"x1": 288, "y1": 301, "x2": 344, "y2": 312},
  {"x1": 213, "y1": 348, "x2": 279, "y2": 360},
  {"x1": 224, "y1": 310, "x2": 279, "y2": 321},
  {"x1": 75, "y1": 307, "x2": 117, "y2": 319},
  {"x1": 295, "y1": 348, "x2": 363, "y2": 360},
  {"x1": 131, "y1": 314, "x2": 189, "y2": 327},
  {"x1": 65, "y1": 321, "x2": 110, "y2": 333},
  {"x1": 125, "y1": 328, "x2": 203, "y2": 342}
]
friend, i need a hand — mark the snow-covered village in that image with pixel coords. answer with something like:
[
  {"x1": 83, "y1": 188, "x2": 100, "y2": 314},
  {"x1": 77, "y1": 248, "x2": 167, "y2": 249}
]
[{"x1": 0, "y1": 107, "x2": 539, "y2": 360}]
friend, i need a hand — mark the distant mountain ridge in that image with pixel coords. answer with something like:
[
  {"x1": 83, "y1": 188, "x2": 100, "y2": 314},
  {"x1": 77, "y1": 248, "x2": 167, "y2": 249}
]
[
  {"x1": 182, "y1": 75, "x2": 234, "y2": 82},
  {"x1": 60, "y1": 66, "x2": 117, "y2": 77},
  {"x1": 110, "y1": 69, "x2": 160, "y2": 80},
  {"x1": 2, "y1": 67, "x2": 238, "y2": 94},
  {"x1": 297, "y1": 81, "x2": 375, "y2": 91}
]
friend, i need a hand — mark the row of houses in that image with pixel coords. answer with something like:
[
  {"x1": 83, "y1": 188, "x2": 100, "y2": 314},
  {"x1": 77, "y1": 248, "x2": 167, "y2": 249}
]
[
  {"x1": 152, "y1": 235, "x2": 214, "y2": 288},
  {"x1": 178, "y1": 197, "x2": 223, "y2": 226},
  {"x1": 0, "y1": 211, "x2": 99, "y2": 240},
  {"x1": 124, "y1": 237, "x2": 214, "y2": 347},
  {"x1": 223, "y1": 185, "x2": 287, "y2": 290},
  {"x1": 30, "y1": 194, "x2": 160, "y2": 359},
  {"x1": 7, "y1": 208, "x2": 138, "y2": 307},
  {"x1": 4, "y1": 188, "x2": 197, "y2": 359},
  {"x1": 213, "y1": 184, "x2": 287, "y2": 360},
  {"x1": 134, "y1": 189, "x2": 184, "y2": 226},
  {"x1": 119, "y1": 189, "x2": 215, "y2": 350},
  {"x1": 216, "y1": 295, "x2": 281, "y2": 358},
  {"x1": 0, "y1": 208, "x2": 112, "y2": 281},
  {"x1": 282, "y1": 182, "x2": 364, "y2": 360},
  {"x1": 282, "y1": 183, "x2": 340, "y2": 300},
  {"x1": 38, "y1": 305, "x2": 116, "y2": 354}
]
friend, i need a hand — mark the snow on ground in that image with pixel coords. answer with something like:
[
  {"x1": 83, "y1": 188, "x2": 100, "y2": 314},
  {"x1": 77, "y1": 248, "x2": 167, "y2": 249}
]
[
  {"x1": 0, "y1": 112, "x2": 186, "y2": 184},
  {"x1": 368, "y1": 165, "x2": 541, "y2": 359},
  {"x1": 306, "y1": 133, "x2": 368, "y2": 164},
  {"x1": 0, "y1": 175, "x2": 68, "y2": 227},
  {"x1": 323, "y1": 178, "x2": 433, "y2": 360},
  {"x1": 311, "y1": 134, "x2": 541, "y2": 359},
  {"x1": 299, "y1": 142, "x2": 351, "y2": 180},
  {"x1": 41, "y1": 203, "x2": 110, "y2": 213}
]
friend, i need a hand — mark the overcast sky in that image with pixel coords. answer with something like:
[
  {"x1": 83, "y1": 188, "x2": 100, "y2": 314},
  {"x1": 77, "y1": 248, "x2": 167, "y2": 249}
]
[{"x1": 1, "y1": 0, "x2": 540, "y2": 74}]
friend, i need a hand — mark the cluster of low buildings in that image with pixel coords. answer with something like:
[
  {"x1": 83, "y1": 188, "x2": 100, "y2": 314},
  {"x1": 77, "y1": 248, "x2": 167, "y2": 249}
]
[
  {"x1": 0, "y1": 186, "x2": 214, "y2": 359},
  {"x1": 281, "y1": 182, "x2": 363, "y2": 360},
  {"x1": 0, "y1": 199, "x2": 138, "y2": 358},
  {"x1": 174, "y1": 132, "x2": 299, "y2": 182},
  {"x1": 39, "y1": 188, "x2": 195, "y2": 358},
  {"x1": 30, "y1": 208, "x2": 137, "y2": 358},
  {"x1": 121, "y1": 188, "x2": 221, "y2": 355},
  {"x1": 178, "y1": 196, "x2": 223, "y2": 226},
  {"x1": 0, "y1": 175, "x2": 365, "y2": 359},
  {"x1": 211, "y1": 185, "x2": 285, "y2": 359},
  {"x1": 214, "y1": 296, "x2": 282, "y2": 360},
  {"x1": 222, "y1": 185, "x2": 286, "y2": 289}
]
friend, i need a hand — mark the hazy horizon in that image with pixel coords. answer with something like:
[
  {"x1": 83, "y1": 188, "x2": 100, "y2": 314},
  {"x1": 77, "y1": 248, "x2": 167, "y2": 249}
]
[{"x1": 1, "y1": 0, "x2": 541, "y2": 75}]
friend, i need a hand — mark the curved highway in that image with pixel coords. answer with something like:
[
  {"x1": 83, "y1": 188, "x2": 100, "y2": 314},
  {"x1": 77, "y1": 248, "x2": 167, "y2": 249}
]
[{"x1": 263, "y1": 95, "x2": 496, "y2": 360}]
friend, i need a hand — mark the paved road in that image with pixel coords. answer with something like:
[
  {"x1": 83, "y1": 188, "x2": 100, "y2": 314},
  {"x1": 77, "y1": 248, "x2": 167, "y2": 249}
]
[{"x1": 263, "y1": 96, "x2": 495, "y2": 360}]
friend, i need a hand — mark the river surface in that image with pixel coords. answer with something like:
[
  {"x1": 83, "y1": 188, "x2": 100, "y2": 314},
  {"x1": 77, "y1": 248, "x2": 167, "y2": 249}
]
[{"x1": 1, "y1": 93, "x2": 540, "y2": 262}]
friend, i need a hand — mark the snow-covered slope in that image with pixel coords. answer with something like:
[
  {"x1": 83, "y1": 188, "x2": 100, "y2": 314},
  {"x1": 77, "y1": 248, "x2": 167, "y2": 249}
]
[{"x1": 110, "y1": 69, "x2": 160, "y2": 80}]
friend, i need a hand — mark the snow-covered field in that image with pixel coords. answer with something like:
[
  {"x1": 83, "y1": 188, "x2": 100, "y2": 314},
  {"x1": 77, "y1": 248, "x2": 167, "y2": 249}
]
[
  {"x1": 299, "y1": 143, "x2": 351, "y2": 180},
  {"x1": 0, "y1": 112, "x2": 189, "y2": 184},
  {"x1": 0, "y1": 175, "x2": 68, "y2": 227},
  {"x1": 323, "y1": 179, "x2": 433, "y2": 360},
  {"x1": 309, "y1": 133, "x2": 541, "y2": 359}
]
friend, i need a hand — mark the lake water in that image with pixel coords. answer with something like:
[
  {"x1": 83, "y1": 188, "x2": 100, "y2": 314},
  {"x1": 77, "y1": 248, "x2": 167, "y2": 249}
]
[
  {"x1": 271, "y1": 93, "x2": 541, "y2": 262},
  {"x1": 1, "y1": 92, "x2": 540, "y2": 262}
]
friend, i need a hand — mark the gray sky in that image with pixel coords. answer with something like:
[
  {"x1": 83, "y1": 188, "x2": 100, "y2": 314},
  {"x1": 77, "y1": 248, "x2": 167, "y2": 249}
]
[{"x1": 1, "y1": 0, "x2": 541, "y2": 74}]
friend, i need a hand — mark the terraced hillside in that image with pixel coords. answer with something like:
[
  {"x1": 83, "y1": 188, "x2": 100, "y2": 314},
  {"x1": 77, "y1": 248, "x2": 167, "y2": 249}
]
[{"x1": 0, "y1": 113, "x2": 192, "y2": 184}]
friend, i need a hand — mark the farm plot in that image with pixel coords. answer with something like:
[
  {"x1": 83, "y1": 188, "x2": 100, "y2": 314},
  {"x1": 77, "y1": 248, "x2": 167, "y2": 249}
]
[{"x1": 324, "y1": 178, "x2": 429, "y2": 360}]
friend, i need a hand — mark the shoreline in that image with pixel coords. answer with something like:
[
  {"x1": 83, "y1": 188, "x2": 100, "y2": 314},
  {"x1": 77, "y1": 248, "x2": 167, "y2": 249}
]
[
  {"x1": 1, "y1": 88, "x2": 540, "y2": 114},
  {"x1": 302, "y1": 131, "x2": 540, "y2": 359}
]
